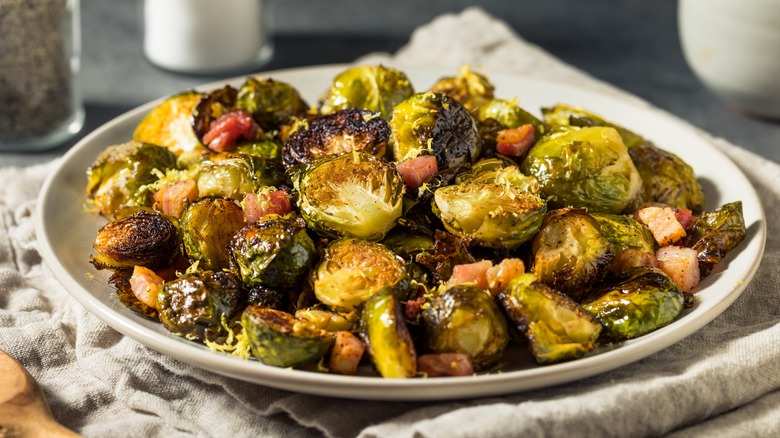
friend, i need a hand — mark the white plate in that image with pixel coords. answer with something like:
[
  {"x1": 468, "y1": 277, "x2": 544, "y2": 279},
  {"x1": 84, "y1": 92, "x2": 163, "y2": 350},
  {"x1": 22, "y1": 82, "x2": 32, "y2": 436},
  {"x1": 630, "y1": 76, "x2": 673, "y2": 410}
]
[{"x1": 35, "y1": 65, "x2": 766, "y2": 401}]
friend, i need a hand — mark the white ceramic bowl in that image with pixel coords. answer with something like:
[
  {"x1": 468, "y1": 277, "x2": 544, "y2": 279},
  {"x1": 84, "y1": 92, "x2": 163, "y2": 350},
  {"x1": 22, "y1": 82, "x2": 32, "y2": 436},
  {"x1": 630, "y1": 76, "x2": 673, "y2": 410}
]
[{"x1": 679, "y1": 0, "x2": 780, "y2": 118}]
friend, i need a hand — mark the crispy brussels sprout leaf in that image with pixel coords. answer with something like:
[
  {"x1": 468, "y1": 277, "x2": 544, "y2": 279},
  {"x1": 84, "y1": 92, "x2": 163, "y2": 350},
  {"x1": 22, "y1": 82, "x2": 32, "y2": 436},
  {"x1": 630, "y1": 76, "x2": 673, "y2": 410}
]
[
  {"x1": 390, "y1": 92, "x2": 481, "y2": 170},
  {"x1": 429, "y1": 65, "x2": 495, "y2": 113},
  {"x1": 157, "y1": 270, "x2": 246, "y2": 343},
  {"x1": 86, "y1": 141, "x2": 177, "y2": 217},
  {"x1": 230, "y1": 218, "x2": 317, "y2": 290},
  {"x1": 91, "y1": 210, "x2": 179, "y2": 270},
  {"x1": 532, "y1": 208, "x2": 614, "y2": 301},
  {"x1": 191, "y1": 85, "x2": 238, "y2": 139},
  {"x1": 236, "y1": 77, "x2": 309, "y2": 132},
  {"x1": 192, "y1": 152, "x2": 284, "y2": 201},
  {"x1": 318, "y1": 65, "x2": 414, "y2": 120},
  {"x1": 311, "y1": 238, "x2": 407, "y2": 312},
  {"x1": 242, "y1": 306, "x2": 333, "y2": 368},
  {"x1": 542, "y1": 104, "x2": 645, "y2": 150},
  {"x1": 415, "y1": 230, "x2": 476, "y2": 283},
  {"x1": 247, "y1": 285, "x2": 290, "y2": 312},
  {"x1": 293, "y1": 151, "x2": 404, "y2": 240},
  {"x1": 433, "y1": 182, "x2": 547, "y2": 249},
  {"x1": 133, "y1": 91, "x2": 208, "y2": 159},
  {"x1": 627, "y1": 143, "x2": 705, "y2": 213},
  {"x1": 381, "y1": 229, "x2": 435, "y2": 260},
  {"x1": 360, "y1": 287, "x2": 417, "y2": 378},
  {"x1": 180, "y1": 197, "x2": 246, "y2": 270},
  {"x1": 282, "y1": 108, "x2": 390, "y2": 168},
  {"x1": 423, "y1": 285, "x2": 509, "y2": 369},
  {"x1": 499, "y1": 273, "x2": 602, "y2": 364},
  {"x1": 521, "y1": 126, "x2": 643, "y2": 214},
  {"x1": 685, "y1": 201, "x2": 746, "y2": 276},
  {"x1": 581, "y1": 267, "x2": 685, "y2": 340},
  {"x1": 591, "y1": 212, "x2": 657, "y2": 255}
]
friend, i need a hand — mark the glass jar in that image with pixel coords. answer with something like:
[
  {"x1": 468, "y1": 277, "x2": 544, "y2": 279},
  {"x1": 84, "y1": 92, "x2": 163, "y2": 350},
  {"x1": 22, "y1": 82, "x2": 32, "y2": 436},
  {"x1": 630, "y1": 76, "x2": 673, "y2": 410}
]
[
  {"x1": 143, "y1": 0, "x2": 274, "y2": 75},
  {"x1": 0, "y1": 0, "x2": 84, "y2": 151}
]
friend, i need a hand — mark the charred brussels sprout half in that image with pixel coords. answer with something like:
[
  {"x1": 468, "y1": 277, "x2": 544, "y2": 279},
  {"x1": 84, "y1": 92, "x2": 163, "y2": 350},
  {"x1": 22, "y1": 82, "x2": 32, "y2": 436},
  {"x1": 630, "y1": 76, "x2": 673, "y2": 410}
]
[
  {"x1": 235, "y1": 77, "x2": 309, "y2": 132},
  {"x1": 360, "y1": 287, "x2": 417, "y2": 378},
  {"x1": 455, "y1": 158, "x2": 540, "y2": 194},
  {"x1": 541, "y1": 104, "x2": 645, "y2": 150},
  {"x1": 499, "y1": 273, "x2": 602, "y2": 364},
  {"x1": 310, "y1": 238, "x2": 407, "y2": 312},
  {"x1": 432, "y1": 182, "x2": 546, "y2": 249},
  {"x1": 133, "y1": 91, "x2": 207, "y2": 159},
  {"x1": 191, "y1": 152, "x2": 284, "y2": 201},
  {"x1": 591, "y1": 212, "x2": 657, "y2": 255},
  {"x1": 86, "y1": 141, "x2": 177, "y2": 217},
  {"x1": 229, "y1": 218, "x2": 316, "y2": 290},
  {"x1": 685, "y1": 201, "x2": 746, "y2": 276},
  {"x1": 157, "y1": 270, "x2": 246, "y2": 342},
  {"x1": 180, "y1": 197, "x2": 246, "y2": 270},
  {"x1": 521, "y1": 126, "x2": 642, "y2": 214},
  {"x1": 191, "y1": 85, "x2": 239, "y2": 140},
  {"x1": 532, "y1": 208, "x2": 614, "y2": 301},
  {"x1": 318, "y1": 65, "x2": 414, "y2": 120},
  {"x1": 390, "y1": 92, "x2": 481, "y2": 170},
  {"x1": 242, "y1": 306, "x2": 333, "y2": 368},
  {"x1": 581, "y1": 267, "x2": 684, "y2": 340},
  {"x1": 428, "y1": 65, "x2": 495, "y2": 113},
  {"x1": 282, "y1": 108, "x2": 390, "y2": 168},
  {"x1": 91, "y1": 210, "x2": 179, "y2": 270},
  {"x1": 422, "y1": 285, "x2": 509, "y2": 370},
  {"x1": 627, "y1": 143, "x2": 705, "y2": 213},
  {"x1": 293, "y1": 151, "x2": 404, "y2": 240}
]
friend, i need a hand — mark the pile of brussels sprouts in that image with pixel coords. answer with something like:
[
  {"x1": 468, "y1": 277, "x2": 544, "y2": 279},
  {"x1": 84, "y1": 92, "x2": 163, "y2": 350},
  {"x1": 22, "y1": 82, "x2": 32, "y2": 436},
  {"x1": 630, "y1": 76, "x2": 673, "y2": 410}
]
[{"x1": 85, "y1": 65, "x2": 746, "y2": 378}]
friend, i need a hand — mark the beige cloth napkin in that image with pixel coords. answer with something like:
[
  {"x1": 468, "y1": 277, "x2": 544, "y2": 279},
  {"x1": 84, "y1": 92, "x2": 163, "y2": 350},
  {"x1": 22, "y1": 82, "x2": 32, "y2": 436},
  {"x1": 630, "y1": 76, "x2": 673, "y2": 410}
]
[{"x1": 2, "y1": 7, "x2": 779, "y2": 437}]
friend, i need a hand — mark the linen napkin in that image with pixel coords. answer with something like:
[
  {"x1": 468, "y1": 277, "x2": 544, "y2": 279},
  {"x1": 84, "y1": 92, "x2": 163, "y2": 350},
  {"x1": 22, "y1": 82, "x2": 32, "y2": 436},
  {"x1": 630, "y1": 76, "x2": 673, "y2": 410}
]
[{"x1": 2, "y1": 7, "x2": 779, "y2": 437}]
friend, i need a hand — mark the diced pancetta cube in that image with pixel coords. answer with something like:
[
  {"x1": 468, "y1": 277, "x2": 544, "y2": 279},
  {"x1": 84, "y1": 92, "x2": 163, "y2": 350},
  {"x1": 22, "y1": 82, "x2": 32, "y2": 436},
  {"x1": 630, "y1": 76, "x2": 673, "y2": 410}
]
[
  {"x1": 656, "y1": 246, "x2": 700, "y2": 293},
  {"x1": 636, "y1": 206, "x2": 687, "y2": 246},
  {"x1": 129, "y1": 265, "x2": 164, "y2": 309},
  {"x1": 328, "y1": 331, "x2": 366, "y2": 375}
]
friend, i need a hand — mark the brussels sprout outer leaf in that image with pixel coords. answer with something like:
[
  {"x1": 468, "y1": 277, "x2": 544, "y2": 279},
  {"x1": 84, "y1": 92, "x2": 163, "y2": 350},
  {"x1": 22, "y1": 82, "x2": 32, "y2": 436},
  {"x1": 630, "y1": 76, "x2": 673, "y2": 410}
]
[
  {"x1": 422, "y1": 285, "x2": 509, "y2": 370},
  {"x1": 591, "y1": 212, "x2": 657, "y2": 255},
  {"x1": 627, "y1": 143, "x2": 705, "y2": 213},
  {"x1": 685, "y1": 201, "x2": 747, "y2": 276},
  {"x1": 242, "y1": 306, "x2": 333, "y2": 368},
  {"x1": 581, "y1": 267, "x2": 685, "y2": 341},
  {"x1": 499, "y1": 273, "x2": 602, "y2": 364},
  {"x1": 360, "y1": 288, "x2": 417, "y2": 378},
  {"x1": 318, "y1": 65, "x2": 414, "y2": 120},
  {"x1": 236, "y1": 77, "x2": 309, "y2": 132}
]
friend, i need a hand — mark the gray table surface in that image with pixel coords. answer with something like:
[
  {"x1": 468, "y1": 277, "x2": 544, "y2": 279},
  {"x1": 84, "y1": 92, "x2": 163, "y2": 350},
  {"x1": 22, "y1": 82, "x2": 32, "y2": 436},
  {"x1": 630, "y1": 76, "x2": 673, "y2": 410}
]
[{"x1": 1, "y1": 0, "x2": 779, "y2": 167}]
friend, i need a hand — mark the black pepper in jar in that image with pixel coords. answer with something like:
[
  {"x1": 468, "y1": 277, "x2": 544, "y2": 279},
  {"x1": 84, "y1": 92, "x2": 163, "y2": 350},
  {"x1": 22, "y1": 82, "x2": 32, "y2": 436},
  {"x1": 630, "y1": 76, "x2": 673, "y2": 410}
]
[{"x1": 0, "y1": 0, "x2": 82, "y2": 149}]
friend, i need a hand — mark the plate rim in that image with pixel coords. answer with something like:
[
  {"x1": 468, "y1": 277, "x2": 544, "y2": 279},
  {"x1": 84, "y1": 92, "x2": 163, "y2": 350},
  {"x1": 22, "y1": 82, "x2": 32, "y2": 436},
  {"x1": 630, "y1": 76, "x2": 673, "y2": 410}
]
[{"x1": 35, "y1": 63, "x2": 767, "y2": 401}]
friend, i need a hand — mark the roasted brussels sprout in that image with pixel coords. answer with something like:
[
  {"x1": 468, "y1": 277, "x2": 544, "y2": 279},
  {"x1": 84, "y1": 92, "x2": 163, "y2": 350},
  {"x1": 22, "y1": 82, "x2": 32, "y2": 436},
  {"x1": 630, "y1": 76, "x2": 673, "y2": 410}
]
[
  {"x1": 247, "y1": 285, "x2": 290, "y2": 312},
  {"x1": 293, "y1": 151, "x2": 404, "y2": 240},
  {"x1": 627, "y1": 143, "x2": 705, "y2": 213},
  {"x1": 86, "y1": 141, "x2": 177, "y2": 217},
  {"x1": 282, "y1": 108, "x2": 390, "y2": 168},
  {"x1": 422, "y1": 285, "x2": 509, "y2": 369},
  {"x1": 455, "y1": 157, "x2": 540, "y2": 194},
  {"x1": 191, "y1": 85, "x2": 239, "y2": 140},
  {"x1": 157, "y1": 270, "x2": 246, "y2": 342},
  {"x1": 310, "y1": 238, "x2": 407, "y2": 312},
  {"x1": 531, "y1": 208, "x2": 614, "y2": 301},
  {"x1": 318, "y1": 65, "x2": 414, "y2": 120},
  {"x1": 236, "y1": 77, "x2": 309, "y2": 132},
  {"x1": 432, "y1": 182, "x2": 547, "y2": 249},
  {"x1": 242, "y1": 306, "x2": 333, "y2": 368},
  {"x1": 685, "y1": 201, "x2": 746, "y2": 276},
  {"x1": 429, "y1": 65, "x2": 495, "y2": 113},
  {"x1": 180, "y1": 197, "x2": 245, "y2": 270},
  {"x1": 381, "y1": 229, "x2": 435, "y2": 260},
  {"x1": 133, "y1": 91, "x2": 208, "y2": 160},
  {"x1": 90, "y1": 210, "x2": 179, "y2": 270},
  {"x1": 191, "y1": 152, "x2": 284, "y2": 201},
  {"x1": 390, "y1": 92, "x2": 481, "y2": 170},
  {"x1": 229, "y1": 217, "x2": 316, "y2": 290},
  {"x1": 295, "y1": 308, "x2": 357, "y2": 332},
  {"x1": 415, "y1": 230, "x2": 476, "y2": 283},
  {"x1": 541, "y1": 104, "x2": 644, "y2": 150},
  {"x1": 521, "y1": 126, "x2": 643, "y2": 214},
  {"x1": 477, "y1": 98, "x2": 545, "y2": 134},
  {"x1": 581, "y1": 267, "x2": 685, "y2": 340},
  {"x1": 591, "y1": 212, "x2": 657, "y2": 255},
  {"x1": 360, "y1": 287, "x2": 417, "y2": 378},
  {"x1": 499, "y1": 273, "x2": 602, "y2": 364}
]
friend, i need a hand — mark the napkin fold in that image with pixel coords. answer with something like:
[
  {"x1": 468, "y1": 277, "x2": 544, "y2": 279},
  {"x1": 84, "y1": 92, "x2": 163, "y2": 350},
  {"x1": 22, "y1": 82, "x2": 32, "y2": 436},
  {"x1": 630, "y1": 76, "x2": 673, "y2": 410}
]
[{"x1": 2, "y1": 7, "x2": 779, "y2": 438}]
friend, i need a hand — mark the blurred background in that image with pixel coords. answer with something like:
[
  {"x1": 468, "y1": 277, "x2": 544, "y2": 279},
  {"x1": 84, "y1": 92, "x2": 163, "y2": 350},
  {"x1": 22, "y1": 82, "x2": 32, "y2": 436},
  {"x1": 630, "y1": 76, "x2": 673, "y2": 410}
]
[{"x1": 2, "y1": 0, "x2": 779, "y2": 165}]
